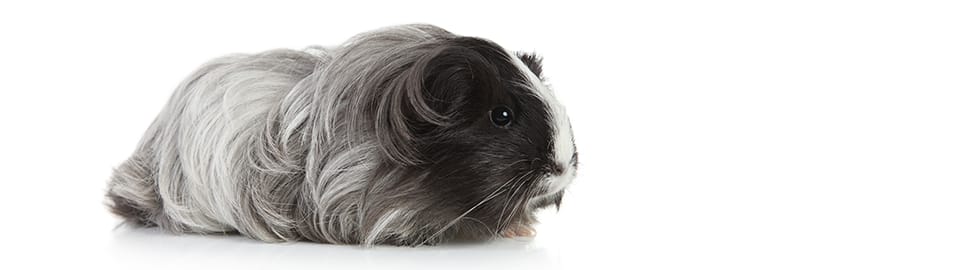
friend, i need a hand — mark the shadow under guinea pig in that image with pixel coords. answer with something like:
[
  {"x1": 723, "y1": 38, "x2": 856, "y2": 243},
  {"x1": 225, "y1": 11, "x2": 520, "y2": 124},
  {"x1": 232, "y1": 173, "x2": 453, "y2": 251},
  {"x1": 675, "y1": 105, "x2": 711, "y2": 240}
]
[{"x1": 108, "y1": 225, "x2": 559, "y2": 270}]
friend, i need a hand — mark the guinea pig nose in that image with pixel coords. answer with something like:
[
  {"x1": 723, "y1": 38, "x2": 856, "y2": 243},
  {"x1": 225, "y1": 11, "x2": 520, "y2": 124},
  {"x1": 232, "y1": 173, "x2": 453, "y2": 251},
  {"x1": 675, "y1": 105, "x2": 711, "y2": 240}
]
[{"x1": 546, "y1": 162, "x2": 566, "y2": 176}]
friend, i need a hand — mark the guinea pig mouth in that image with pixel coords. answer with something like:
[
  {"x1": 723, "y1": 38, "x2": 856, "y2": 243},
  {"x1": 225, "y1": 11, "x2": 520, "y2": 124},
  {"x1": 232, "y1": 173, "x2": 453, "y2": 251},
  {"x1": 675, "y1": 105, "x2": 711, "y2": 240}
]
[
  {"x1": 545, "y1": 173, "x2": 573, "y2": 195},
  {"x1": 526, "y1": 168, "x2": 574, "y2": 206},
  {"x1": 527, "y1": 176, "x2": 568, "y2": 210}
]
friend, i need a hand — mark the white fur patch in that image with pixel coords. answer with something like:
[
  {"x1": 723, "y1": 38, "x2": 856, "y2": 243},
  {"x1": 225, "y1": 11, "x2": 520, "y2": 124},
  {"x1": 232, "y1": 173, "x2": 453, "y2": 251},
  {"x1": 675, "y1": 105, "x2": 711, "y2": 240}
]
[{"x1": 509, "y1": 53, "x2": 576, "y2": 194}]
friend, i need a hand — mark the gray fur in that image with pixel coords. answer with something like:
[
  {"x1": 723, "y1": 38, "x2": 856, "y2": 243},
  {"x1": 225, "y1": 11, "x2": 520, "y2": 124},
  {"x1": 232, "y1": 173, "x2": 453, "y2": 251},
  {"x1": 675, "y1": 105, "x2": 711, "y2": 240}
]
[{"x1": 106, "y1": 24, "x2": 570, "y2": 246}]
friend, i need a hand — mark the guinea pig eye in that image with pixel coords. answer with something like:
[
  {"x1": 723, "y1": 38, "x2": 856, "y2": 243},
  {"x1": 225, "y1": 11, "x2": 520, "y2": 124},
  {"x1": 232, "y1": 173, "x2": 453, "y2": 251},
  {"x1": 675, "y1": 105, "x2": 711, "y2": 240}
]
[{"x1": 490, "y1": 106, "x2": 513, "y2": 127}]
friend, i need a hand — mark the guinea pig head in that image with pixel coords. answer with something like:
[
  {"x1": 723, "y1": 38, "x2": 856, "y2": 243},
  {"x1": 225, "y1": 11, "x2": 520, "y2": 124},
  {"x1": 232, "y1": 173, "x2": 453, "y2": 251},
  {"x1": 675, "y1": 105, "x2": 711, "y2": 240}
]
[{"x1": 367, "y1": 37, "x2": 577, "y2": 244}]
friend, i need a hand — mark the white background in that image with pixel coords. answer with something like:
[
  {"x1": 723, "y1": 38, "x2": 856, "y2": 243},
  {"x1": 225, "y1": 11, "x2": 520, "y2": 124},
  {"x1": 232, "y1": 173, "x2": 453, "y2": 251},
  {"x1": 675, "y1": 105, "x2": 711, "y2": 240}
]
[{"x1": 1, "y1": 1, "x2": 958, "y2": 269}]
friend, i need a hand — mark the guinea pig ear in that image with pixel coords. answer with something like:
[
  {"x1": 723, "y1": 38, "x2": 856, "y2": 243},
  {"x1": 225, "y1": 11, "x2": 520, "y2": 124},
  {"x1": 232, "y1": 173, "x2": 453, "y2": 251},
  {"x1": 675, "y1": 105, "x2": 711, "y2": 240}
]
[
  {"x1": 419, "y1": 46, "x2": 497, "y2": 120},
  {"x1": 374, "y1": 44, "x2": 492, "y2": 165},
  {"x1": 516, "y1": 51, "x2": 543, "y2": 78}
]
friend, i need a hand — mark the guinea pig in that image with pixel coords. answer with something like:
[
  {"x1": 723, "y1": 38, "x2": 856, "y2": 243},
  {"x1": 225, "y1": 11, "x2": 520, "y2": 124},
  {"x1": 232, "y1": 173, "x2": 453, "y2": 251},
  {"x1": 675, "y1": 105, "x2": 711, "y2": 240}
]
[{"x1": 105, "y1": 24, "x2": 578, "y2": 246}]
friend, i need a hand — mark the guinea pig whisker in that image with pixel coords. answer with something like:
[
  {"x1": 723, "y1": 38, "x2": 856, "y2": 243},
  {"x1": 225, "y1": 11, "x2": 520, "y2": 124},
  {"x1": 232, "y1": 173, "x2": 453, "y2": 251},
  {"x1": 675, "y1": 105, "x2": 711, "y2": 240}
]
[
  {"x1": 495, "y1": 170, "x2": 536, "y2": 232},
  {"x1": 460, "y1": 217, "x2": 495, "y2": 236},
  {"x1": 504, "y1": 184, "x2": 537, "y2": 233},
  {"x1": 500, "y1": 187, "x2": 528, "y2": 233},
  {"x1": 495, "y1": 182, "x2": 523, "y2": 232},
  {"x1": 416, "y1": 174, "x2": 521, "y2": 246}
]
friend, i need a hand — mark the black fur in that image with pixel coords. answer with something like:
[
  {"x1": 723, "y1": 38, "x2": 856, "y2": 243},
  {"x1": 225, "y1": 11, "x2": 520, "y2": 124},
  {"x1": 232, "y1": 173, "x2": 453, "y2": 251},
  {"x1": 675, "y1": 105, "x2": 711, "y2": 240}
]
[{"x1": 374, "y1": 37, "x2": 557, "y2": 242}]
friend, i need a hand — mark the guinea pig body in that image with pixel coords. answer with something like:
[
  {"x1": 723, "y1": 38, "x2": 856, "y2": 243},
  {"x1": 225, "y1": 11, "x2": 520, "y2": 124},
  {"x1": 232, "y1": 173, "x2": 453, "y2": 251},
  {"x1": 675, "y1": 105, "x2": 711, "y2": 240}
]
[{"x1": 105, "y1": 24, "x2": 577, "y2": 246}]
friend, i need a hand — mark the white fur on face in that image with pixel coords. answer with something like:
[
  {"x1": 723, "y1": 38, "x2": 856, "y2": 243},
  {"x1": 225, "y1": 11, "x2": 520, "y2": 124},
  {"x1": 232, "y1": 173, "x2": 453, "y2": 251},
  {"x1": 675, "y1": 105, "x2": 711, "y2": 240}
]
[{"x1": 508, "y1": 53, "x2": 576, "y2": 194}]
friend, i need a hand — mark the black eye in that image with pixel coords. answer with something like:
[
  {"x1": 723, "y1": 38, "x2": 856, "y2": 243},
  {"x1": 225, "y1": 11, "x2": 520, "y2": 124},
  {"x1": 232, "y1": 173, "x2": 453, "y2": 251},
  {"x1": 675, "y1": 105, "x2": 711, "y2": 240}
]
[{"x1": 490, "y1": 106, "x2": 513, "y2": 127}]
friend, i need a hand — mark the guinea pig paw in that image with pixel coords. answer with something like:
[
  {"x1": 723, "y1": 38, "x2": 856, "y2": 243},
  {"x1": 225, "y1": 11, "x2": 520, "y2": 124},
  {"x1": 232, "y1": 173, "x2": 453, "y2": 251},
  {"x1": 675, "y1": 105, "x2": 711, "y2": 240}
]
[{"x1": 501, "y1": 224, "x2": 537, "y2": 238}]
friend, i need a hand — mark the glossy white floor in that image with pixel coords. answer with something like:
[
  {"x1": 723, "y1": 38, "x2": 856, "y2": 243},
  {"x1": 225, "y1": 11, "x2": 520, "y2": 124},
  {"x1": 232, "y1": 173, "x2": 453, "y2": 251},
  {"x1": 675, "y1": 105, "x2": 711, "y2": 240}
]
[{"x1": 2, "y1": 1, "x2": 959, "y2": 269}]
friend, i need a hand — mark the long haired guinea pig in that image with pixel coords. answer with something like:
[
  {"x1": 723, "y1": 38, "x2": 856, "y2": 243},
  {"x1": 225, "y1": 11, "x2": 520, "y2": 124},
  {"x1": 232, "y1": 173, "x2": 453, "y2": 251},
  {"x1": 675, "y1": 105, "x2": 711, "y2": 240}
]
[{"x1": 105, "y1": 24, "x2": 578, "y2": 246}]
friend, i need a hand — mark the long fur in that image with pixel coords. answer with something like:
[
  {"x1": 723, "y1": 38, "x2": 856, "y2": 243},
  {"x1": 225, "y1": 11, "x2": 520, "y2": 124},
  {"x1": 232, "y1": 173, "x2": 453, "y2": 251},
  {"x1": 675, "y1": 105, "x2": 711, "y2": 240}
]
[{"x1": 106, "y1": 24, "x2": 576, "y2": 246}]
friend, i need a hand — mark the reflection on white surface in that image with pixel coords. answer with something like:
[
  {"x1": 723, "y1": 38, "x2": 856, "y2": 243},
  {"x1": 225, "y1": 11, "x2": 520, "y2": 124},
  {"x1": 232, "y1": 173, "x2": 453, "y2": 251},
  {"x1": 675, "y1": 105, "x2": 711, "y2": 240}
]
[
  {"x1": 94, "y1": 188, "x2": 589, "y2": 270},
  {"x1": 108, "y1": 225, "x2": 561, "y2": 270}
]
